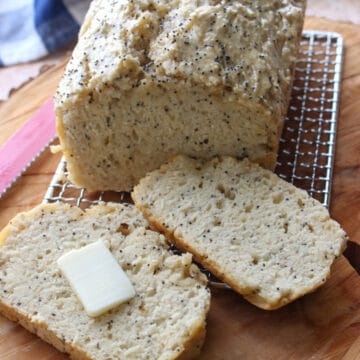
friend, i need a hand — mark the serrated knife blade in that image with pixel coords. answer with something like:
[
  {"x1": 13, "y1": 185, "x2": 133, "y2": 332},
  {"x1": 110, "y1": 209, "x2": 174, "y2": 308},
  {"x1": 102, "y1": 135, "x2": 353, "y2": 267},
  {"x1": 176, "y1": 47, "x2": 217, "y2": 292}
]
[{"x1": 0, "y1": 98, "x2": 56, "y2": 198}]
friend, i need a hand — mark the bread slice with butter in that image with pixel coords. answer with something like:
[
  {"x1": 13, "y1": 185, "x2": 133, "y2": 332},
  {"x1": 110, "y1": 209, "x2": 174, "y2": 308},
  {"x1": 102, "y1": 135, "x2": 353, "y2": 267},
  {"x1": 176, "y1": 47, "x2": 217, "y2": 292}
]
[
  {"x1": 132, "y1": 155, "x2": 348, "y2": 310},
  {"x1": 0, "y1": 202, "x2": 210, "y2": 360}
]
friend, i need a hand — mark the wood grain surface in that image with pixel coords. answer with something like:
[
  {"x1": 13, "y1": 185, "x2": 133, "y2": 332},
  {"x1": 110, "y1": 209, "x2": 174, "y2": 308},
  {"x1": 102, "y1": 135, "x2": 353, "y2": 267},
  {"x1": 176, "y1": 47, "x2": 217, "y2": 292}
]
[{"x1": 0, "y1": 17, "x2": 359, "y2": 359}]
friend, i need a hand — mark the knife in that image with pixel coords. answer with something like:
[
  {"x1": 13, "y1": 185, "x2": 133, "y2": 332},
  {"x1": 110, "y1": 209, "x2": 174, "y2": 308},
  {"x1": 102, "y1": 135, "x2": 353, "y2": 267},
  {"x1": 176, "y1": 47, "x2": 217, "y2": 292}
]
[{"x1": 0, "y1": 98, "x2": 56, "y2": 198}]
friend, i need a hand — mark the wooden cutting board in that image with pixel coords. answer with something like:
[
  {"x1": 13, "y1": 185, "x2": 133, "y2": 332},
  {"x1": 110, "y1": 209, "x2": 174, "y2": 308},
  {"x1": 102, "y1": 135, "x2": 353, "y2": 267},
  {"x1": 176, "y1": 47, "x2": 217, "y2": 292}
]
[{"x1": 0, "y1": 17, "x2": 359, "y2": 359}]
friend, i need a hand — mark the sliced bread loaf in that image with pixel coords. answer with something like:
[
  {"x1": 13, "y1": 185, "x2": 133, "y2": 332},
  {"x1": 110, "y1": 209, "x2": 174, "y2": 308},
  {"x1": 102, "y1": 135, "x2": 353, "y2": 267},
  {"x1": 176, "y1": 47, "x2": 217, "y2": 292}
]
[
  {"x1": 132, "y1": 155, "x2": 348, "y2": 310},
  {"x1": 0, "y1": 202, "x2": 210, "y2": 360},
  {"x1": 55, "y1": 0, "x2": 305, "y2": 191}
]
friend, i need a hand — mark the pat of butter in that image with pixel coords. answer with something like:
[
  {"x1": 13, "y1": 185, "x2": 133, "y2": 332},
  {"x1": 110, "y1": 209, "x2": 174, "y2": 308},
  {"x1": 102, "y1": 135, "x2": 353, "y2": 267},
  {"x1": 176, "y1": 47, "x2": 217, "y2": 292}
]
[{"x1": 57, "y1": 239, "x2": 135, "y2": 317}]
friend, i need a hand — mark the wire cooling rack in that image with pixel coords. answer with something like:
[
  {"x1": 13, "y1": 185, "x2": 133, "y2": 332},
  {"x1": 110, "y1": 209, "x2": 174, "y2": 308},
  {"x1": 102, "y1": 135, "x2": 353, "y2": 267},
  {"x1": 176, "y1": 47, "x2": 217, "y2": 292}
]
[
  {"x1": 43, "y1": 31, "x2": 344, "y2": 286},
  {"x1": 275, "y1": 31, "x2": 343, "y2": 207}
]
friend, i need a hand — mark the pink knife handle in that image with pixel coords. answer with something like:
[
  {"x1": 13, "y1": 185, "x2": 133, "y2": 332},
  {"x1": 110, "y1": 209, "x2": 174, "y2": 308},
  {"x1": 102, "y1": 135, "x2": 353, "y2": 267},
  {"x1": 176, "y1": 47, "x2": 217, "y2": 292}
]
[{"x1": 0, "y1": 98, "x2": 56, "y2": 197}]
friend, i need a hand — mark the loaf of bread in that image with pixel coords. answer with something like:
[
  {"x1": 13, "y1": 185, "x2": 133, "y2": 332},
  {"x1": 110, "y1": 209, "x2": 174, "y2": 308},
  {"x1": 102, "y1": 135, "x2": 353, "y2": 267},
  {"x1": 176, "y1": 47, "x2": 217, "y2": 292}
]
[
  {"x1": 132, "y1": 155, "x2": 348, "y2": 310},
  {"x1": 0, "y1": 202, "x2": 210, "y2": 359},
  {"x1": 55, "y1": 0, "x2": 305, "y2": 191}
]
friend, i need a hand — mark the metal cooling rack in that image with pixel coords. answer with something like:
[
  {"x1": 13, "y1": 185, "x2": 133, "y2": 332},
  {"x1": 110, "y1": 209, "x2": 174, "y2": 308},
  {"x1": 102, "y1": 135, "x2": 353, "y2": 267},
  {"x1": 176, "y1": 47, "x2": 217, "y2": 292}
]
[
  {"x1": 275, "y1": 31, "x2": 343, "y2": 207},
  {"x1": 43, "y1": 31, "x2": 344, "y2": 284}
]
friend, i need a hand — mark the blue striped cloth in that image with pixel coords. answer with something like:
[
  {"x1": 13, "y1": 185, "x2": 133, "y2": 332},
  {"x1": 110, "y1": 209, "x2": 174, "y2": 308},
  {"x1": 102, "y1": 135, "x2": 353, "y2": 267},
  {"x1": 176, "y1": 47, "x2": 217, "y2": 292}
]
[{"x1": 0, "y1": 0, "x2": 91, "y2": 66}]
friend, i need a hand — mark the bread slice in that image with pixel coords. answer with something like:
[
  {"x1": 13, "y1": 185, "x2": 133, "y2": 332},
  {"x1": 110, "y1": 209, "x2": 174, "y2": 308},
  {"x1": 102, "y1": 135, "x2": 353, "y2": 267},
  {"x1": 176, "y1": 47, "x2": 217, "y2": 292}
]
[
  {"x1": 55, "y1": 0, "x2": 305, "y2": 191},
  {"x1": 132, "y1": 155, "x2": 348, "y2": 310},
  {"x1": 0, "y1": 202, "x2": 210, "y2": 360}
]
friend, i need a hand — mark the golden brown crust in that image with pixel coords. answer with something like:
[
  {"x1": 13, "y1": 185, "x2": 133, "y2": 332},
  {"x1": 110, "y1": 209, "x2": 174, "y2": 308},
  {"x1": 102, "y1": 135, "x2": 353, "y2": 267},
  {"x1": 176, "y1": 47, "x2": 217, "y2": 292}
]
[
  {"x1": 177, "y1": 320, "x2": 207, "y2": 360},
  {"x1": 134, "y1": 203, "x2": 251, "y2": 293},
  {"x1": 253, "y1": 151, "x2": 278, "y2": 171},
  {"x1": 0, "y1": 300, "x2": 91, "y2": 360},
  {"x1": 136, "y1": 205, "x2": 253, "y2": 298},
  {"x1": 0, "y1": 294, "x2": 207, "y2": 360},
  {"x1": 0, "y1": 225, "x2": 10, "y2": 246}
]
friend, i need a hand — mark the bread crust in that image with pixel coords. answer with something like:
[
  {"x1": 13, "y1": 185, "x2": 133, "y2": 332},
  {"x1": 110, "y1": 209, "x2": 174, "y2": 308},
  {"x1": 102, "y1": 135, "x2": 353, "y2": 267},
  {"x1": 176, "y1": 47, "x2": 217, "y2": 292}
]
[
  {"x1": 0, "y1": 300, "x2": 92, "y2": 359},
  {"x1": 0, "y1": 296, "x2": 207, "y2": 359},
  {"x1": 136, "y1": 203, "x2": 290, "y2": 310},
  {"x1": 177, "y1": 319, "x2": 207, "y2": 360}
]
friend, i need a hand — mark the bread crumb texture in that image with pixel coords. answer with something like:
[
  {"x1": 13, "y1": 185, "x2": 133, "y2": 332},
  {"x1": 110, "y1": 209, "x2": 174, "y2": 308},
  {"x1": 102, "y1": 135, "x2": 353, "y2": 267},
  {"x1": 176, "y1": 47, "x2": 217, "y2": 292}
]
[
  {"x1": 0, "y1": 202, "x2": 210, "y2": 360},
  {"x1": 55, "y1": 0, "x2": 305, "y2": 191},
  {"x1": 132, "y1": 156, "x2": 348, "y2": 310}
]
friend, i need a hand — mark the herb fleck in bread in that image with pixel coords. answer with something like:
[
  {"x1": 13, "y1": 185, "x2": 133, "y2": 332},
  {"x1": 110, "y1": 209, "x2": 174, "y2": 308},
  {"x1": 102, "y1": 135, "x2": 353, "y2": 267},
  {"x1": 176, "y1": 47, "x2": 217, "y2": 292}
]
[
  {"x1": 0, "y1": 202, "x2": 210, "y2": 360},
  {"x1": 55, "y1": 0, "x2": 305, "y2": 191},
  {"x1": 132, "y1": 155, "x2": 348, "y2": 310}
]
